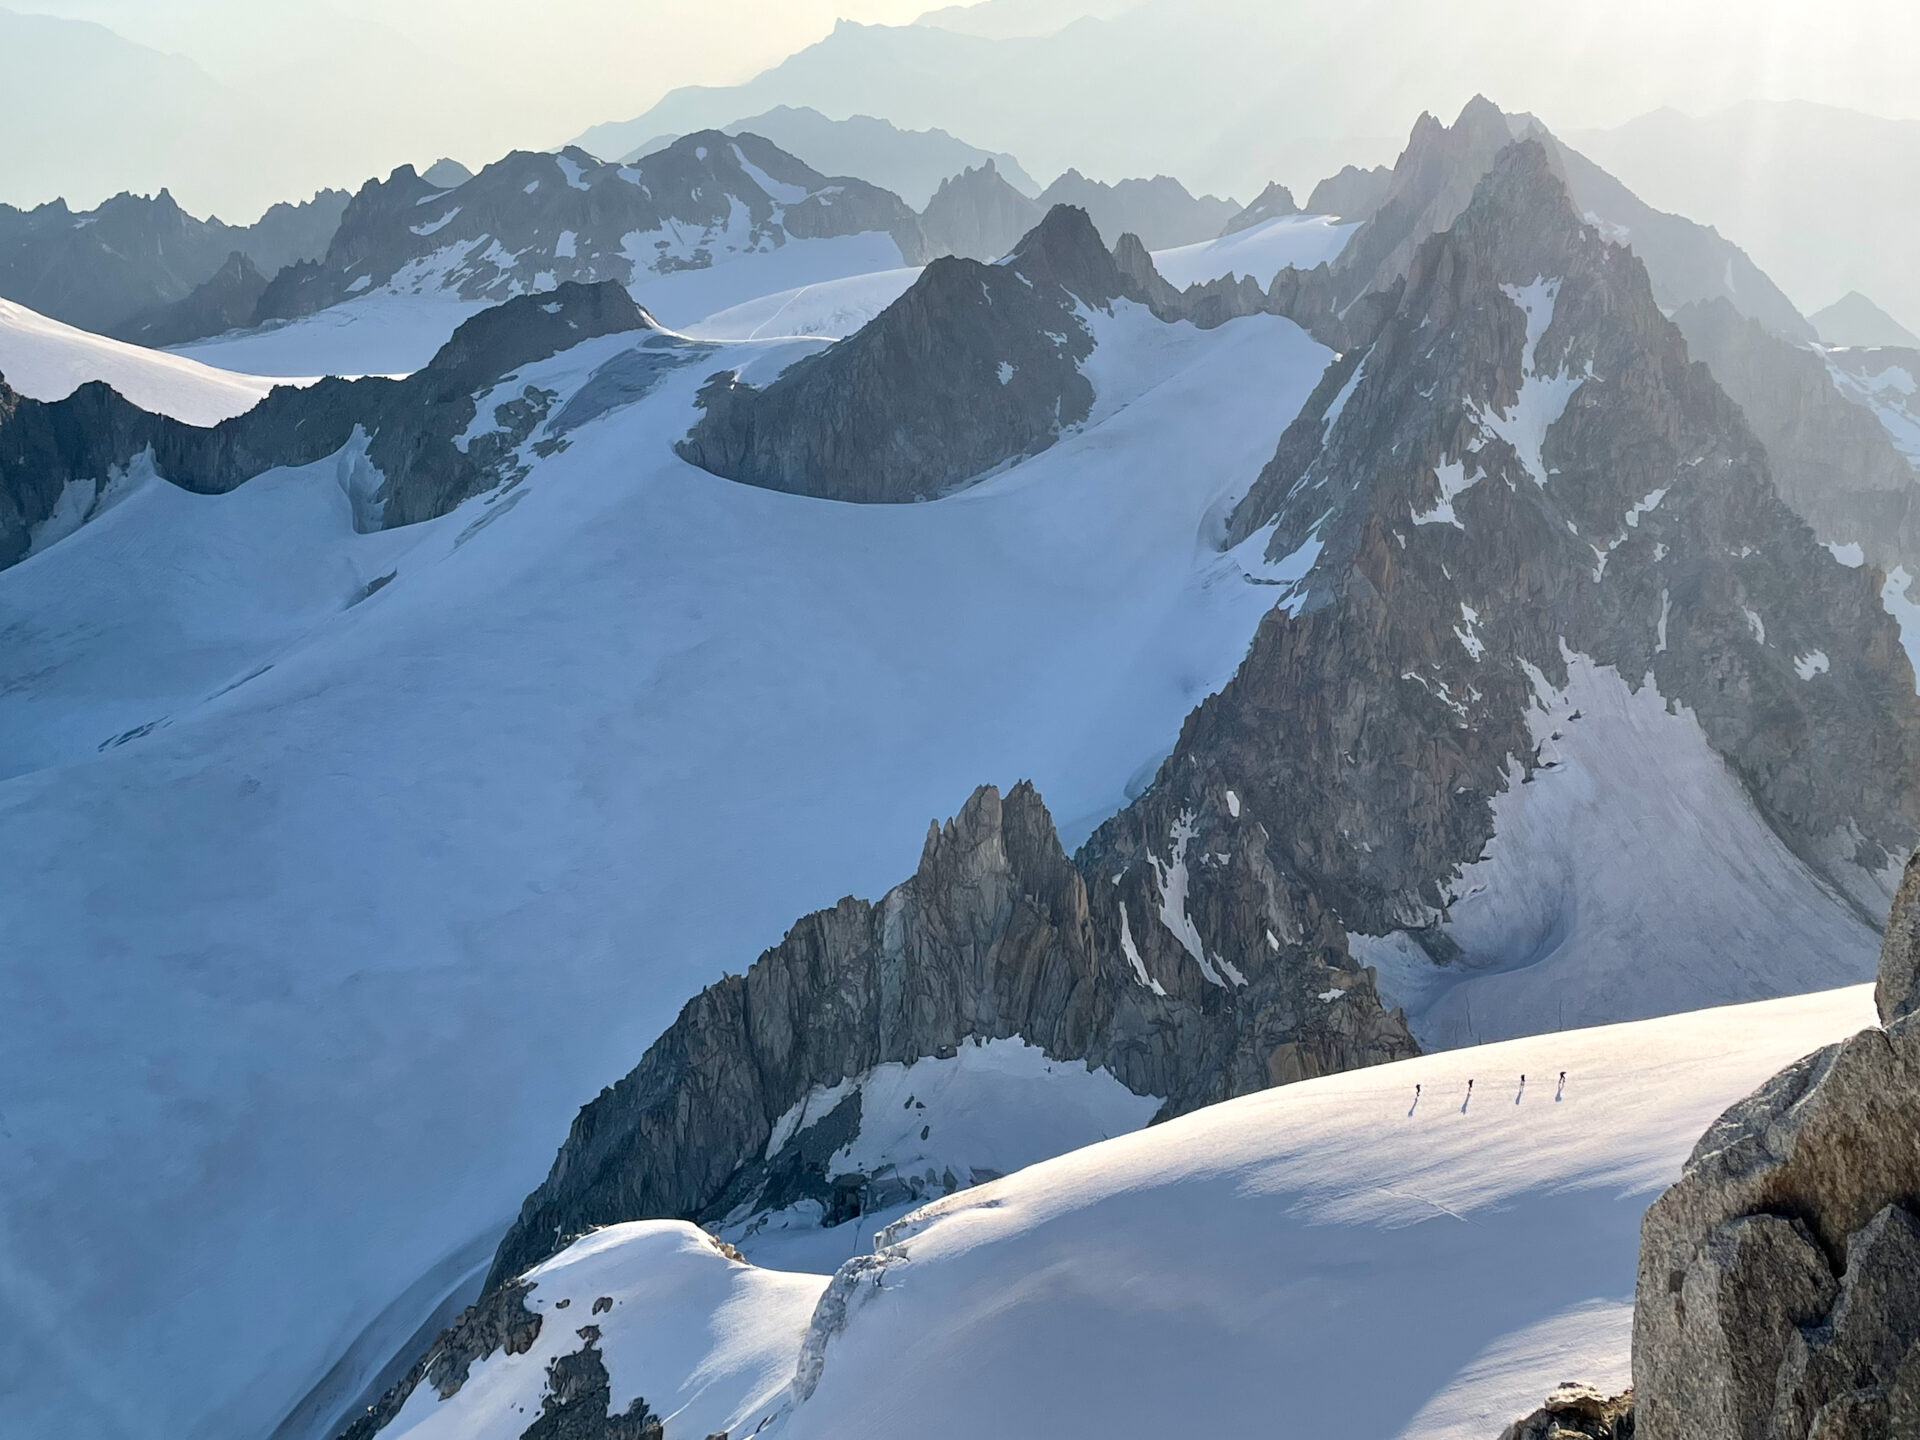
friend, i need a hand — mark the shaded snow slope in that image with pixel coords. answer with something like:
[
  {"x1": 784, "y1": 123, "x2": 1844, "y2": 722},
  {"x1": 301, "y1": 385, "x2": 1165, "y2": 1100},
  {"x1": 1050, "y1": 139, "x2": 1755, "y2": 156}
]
[
  {"x1": 0, "y1": 295, "x2": 298, "y2": 422},
  {"x1": 0, "y1": 309, "x2": 1329, "y2": 1440},
  {"x1": 1150, "y1": 212, "x2": 1359, "y2": 290},
  {"x1": 1354, "y1": 657, "x2": 1881, "y2": 1048},
  {"x1": 394, "y1": 987, "x2": 1878, "y2": 1440},
  {"x1": 171, "y1": 232, "x2": 910, "y2": 379}
]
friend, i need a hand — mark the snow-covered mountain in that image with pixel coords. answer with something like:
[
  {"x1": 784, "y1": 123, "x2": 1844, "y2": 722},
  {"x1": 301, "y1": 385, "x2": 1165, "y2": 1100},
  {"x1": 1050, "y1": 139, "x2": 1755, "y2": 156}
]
[
  {"x1": 347, "y1": 134, "x2": 1920, "y2": 1440},
  {"x1": 166, "y1": 132, "x2": 929, "y2": 378},
  {"x1": 366, "y1": 986, "x2": 1881, "y2": 1440},
  {"x1": 0, "y1": 207, "x2": 1339, "y2": 1440},
  {"x1": 0, "y1": 183, "x2": 345, "y2": 336},
  {"x1": 594, "y1": 105, "x2": 1038, "y2": 208},
  {"x1": 9, "y1": 74, "x2": 1920, "y2": 1440}
]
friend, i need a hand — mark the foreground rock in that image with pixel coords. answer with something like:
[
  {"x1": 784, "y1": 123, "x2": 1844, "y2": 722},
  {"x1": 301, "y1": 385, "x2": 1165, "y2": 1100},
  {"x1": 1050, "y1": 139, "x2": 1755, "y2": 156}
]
[
  {"x1": 1499, "y1": 1384, "x2": 1634, "y2": 1440},
  {"x1": 1632, "y1": 851, "x2": 1920, "y2": 1440}
]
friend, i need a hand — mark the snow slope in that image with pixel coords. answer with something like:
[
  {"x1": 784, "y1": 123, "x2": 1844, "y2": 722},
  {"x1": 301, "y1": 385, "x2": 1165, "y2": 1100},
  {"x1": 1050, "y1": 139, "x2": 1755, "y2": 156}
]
[
  {"x1": 1150, "y1": 212, "x2": 1359, "y2": 291},
  {"x1": 0, "y1": 307, "x2": 1329, "y2": 1440},
  {"x1": 681, "y1": 265, "x2": 921, "y2": 342},
  {"x1": 1354, "y1": 656, "x2": 1883, "y2": 1048},
  {"x1": 172, "y1": 233, "x2": 913, "y2": 379},
  {"x1": 385, "y1": 986, "x2": 1880, "y2": 1440},
  {"x1": 0, "y1": 295, "x2": 297, "y2": 423}
]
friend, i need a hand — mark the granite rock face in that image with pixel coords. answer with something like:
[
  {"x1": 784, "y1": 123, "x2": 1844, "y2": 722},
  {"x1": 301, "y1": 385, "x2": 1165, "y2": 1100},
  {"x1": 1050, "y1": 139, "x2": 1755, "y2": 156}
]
[
  {"x1": 484, "y1": 780, "x2": 1413, "y2": 1290},
  {"x1": 1632, "y1": 868, "x2": 1920, "y2": 1440},
  {"x1": 1498, "y1": 1384, "x2": 1634, "y2": 1440},
  {"x1": 0, "y1": 280, "x2": 665, "y2": 565}
]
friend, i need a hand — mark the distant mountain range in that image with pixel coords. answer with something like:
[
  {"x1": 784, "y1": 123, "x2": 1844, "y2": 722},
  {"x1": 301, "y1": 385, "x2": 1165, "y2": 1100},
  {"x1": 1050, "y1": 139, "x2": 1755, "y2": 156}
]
[
  {"x1": 581, "y1": 105, "x2": 1038, "y2": 209},
  {"x1": 1571, "y1": 101, "x2": 1920, "y2": 340},
  {"x1": 0, "y1": 185, "x2": 346, "y2": 338}
]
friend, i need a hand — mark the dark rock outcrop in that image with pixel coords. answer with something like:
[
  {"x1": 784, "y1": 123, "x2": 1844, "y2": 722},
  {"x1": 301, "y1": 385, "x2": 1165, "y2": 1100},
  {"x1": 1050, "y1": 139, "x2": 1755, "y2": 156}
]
[
  {"x1": 0, "y1": 185, "x2": 345, "y2": 337},
  {"x1": 676, "y1": 204, "x2": 1138, "y2": 502},
  {"x1": 0, "y1": 280, "x2": 664, "y2": 566},
  {"x1": 1035, "y1": 168, "x2": 1239, "y2": 250},
  {"x1": 116, "y1": 250, "x2": 270, "y2": 349},
  {"x1": 1221, "y1": 181, "x2": 1299, "y2": 235},
  {"x1": 486, "y1": 780, "x2": 1413, "y2": 1290},
  {"x1": 1673, "y1": 297, "x2": 1920, "y2": 571},
  {"x1": 1498, "y1": 1384, "x2": 1634, "y2": 1440},
  {"x1": 338, "y1": 1281, "x2": 542, "y2": 1440},
  {"x1": 917, "y1": 159, "x2": 1044, "y2": 261},
  {"x1": 1633, "y1": 862, "x2": 1920, "y2": 1440}
]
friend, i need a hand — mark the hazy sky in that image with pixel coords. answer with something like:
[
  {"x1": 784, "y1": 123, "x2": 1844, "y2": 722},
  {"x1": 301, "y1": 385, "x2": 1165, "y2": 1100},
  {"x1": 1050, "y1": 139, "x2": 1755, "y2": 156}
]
[{"x1": 7, "y1": 0, "x2": 1920, "y2": 220}]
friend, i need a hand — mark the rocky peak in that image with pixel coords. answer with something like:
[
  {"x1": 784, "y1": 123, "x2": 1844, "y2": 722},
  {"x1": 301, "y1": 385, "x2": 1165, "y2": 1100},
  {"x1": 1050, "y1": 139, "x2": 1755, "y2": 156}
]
[
  {"x1": 1304, "y1": 163, "x2": 1393, "y2": 222},
  {"x1": 1317, "y1": 98, "x2": 1812, "y2": 342},
  {"x1": 1221, "y1": 181, "x2": 1300, "y2": 235},
  {"x1": 425, "y1": 281, "x2": 654, "y2": 392},
  {"x1": 1001, "y1": 202, "x2": 1128, "y2": 304},
  {"x1": 918, "y1": 159, "x2": 1044, "y2": 261},
  {"x1": 1120, "y1": 136, "x2": 1920, "y2": 1025},
  {"x1": 1035, "y1": 168, "x2": 1240, "y2": 250},
  {"x1": 1332, "y1": 95, "x2": 1537, "y2": 303},
  {"x1": 676, "y1": 203, "x2": 1155, "y2": 503}
]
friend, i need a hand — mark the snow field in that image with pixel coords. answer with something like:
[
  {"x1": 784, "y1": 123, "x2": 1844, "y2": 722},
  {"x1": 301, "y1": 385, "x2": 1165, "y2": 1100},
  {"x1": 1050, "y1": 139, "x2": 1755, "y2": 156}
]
[
  {"x1": 0, "y1": 295, "x2": 301, "y2": 422},
  {"x1": 1150, "y1": 212, "x2": 1360, "y2": 291},
  {"x1": 1356, "y1": 655, "x2": 1881, "y2": 1047}
]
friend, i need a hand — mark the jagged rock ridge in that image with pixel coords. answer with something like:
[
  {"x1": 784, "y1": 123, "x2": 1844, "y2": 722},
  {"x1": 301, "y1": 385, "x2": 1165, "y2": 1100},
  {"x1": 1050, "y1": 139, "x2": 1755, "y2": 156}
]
[
  {"x1": 1674, "y1": 298, "x2": 1920, "y2": 573},
  {"x1": 917, "y1": 159, "x2": 1044, "y2": 260},
  {"x1": 252, "y1": 132, "x2": 929, "y2": 333},
  {"x1": 1035, "y1": 167, "x2": 1239, "y2": 250},
  {"x1": 0, "y1": 280, "x2": 673, "y2": 564},
  {"x1": 0, "y1": 186, "x2": 348, "y2": 337},
  {"x1": 483, "y1": 780, "x2": 1412, "y2": 1292}
]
